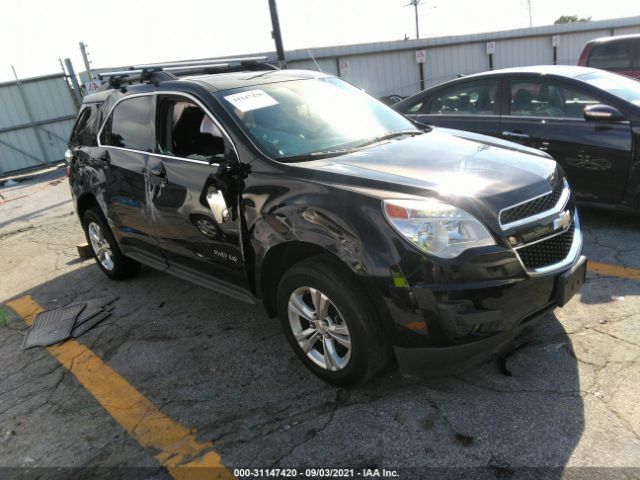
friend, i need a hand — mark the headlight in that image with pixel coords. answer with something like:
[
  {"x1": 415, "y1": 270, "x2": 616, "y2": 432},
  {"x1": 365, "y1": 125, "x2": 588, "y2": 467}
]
[{"x1": 383, "y1": 198, "x2": 495, "y2": 258}]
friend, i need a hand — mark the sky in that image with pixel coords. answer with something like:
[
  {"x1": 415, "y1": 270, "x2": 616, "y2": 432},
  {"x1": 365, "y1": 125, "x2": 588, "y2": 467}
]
[{"x1": 0, "y1": 0, "x2": 638, "y2": 82}]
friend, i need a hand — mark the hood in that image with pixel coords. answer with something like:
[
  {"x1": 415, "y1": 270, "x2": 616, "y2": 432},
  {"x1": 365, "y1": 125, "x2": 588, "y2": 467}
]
[{"x1": 292, "y1": 128, "x2": 559, "y2": 213}]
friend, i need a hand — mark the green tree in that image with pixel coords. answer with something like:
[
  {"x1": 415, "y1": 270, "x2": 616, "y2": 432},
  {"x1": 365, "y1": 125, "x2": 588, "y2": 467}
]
[{"x1": 554, "y1": 15, "x2": 592, "y2": 24}]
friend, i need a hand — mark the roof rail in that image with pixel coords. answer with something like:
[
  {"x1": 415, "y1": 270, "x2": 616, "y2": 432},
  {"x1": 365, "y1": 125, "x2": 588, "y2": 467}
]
[{"x1": 96, "y1": 56, "x2": 277, "y2": 89}]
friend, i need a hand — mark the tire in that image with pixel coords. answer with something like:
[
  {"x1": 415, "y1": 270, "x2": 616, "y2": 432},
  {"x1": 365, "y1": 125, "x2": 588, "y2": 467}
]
[
  {"x1": 82, "y1": 207, "x2": 140, "y2": 280},
  {"x1": 277, "y1": 257, "x2": 390, "y2": 385}
]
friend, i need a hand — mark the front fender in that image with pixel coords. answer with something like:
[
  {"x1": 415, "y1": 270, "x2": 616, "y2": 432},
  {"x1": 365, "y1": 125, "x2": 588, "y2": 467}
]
[{"x1": 247, "y1": 187, "x2": 425, "y2": 340}]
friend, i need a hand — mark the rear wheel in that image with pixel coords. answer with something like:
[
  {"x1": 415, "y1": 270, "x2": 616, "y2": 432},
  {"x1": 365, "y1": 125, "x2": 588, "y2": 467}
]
[
  {"x1": 277, "y1": 257, "x2": 390, "y2": 385},
  {"x1": 82, "y1": 207, "x2": 140, "y2": 280}
]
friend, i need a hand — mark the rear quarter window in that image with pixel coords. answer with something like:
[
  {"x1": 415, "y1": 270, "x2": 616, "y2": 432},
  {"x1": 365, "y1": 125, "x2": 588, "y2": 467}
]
[
  {"x1": 588, "y1": 39, "x2": 637, "y2": 69},
  {"x1": 70, "y1": 105, "x2": 102, "y2": 147}
]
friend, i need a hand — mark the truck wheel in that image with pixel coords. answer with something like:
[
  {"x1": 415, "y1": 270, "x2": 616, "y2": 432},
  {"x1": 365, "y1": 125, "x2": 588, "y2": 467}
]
[
  {"x1": 82, "y1": 207, "x2": 140, "y2": 280},
  {"x1": 277, "y1": 257, "x2": 390, "y2": 385}
]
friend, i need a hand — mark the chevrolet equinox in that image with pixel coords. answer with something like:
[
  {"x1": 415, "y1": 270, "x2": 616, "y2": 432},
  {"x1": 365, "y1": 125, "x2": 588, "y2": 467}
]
[{"x1": 67, "y1": 61, "x2": 586, "y2": 385}]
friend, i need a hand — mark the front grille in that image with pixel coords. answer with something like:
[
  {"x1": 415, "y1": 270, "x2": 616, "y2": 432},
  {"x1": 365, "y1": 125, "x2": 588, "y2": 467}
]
[
  {"x1": 516, "y1": 222, "x2": 575, "y2": 270},
  {"x1": 500, "y1": 173, "x2": 565, "y2": 226}
]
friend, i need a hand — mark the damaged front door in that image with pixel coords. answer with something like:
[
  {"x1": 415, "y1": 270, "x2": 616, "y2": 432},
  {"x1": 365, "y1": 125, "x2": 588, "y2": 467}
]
[{"x1": 147, "y1": 94, "x2": 252, "y2": 302}]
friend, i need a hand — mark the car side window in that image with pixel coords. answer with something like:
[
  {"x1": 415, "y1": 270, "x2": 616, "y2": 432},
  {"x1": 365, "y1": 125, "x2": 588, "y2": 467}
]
[
  {"x1": 101, "y1": 96, "x2": 154, "y2": 151},
  {"x1": 427, "y1": 80, "x2": 498, "y2": 115},
  {"x1": 508, "y1": 80, "x2": 600, "y2": 118},
  {"x1": 157, "y1": 97, "x2": 226, "y2": 161}
]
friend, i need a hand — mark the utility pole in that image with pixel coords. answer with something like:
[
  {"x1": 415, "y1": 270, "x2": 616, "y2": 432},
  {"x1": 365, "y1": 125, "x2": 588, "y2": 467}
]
[
  {"x1": 79, "y1": 41, "x2": 94, "y2": 80},
  {"x1": 526, "y1": 0, "x2": 533, "y2": 27},
  {"x1": 64, "y1": 58, "x2": 84, "y2": 106},
  {"x1": 268, "y1": 0, "x2": 286, "y2": 68},
  {"x1": 406, "y1": 0, "x2": 422, "y2": 39}
]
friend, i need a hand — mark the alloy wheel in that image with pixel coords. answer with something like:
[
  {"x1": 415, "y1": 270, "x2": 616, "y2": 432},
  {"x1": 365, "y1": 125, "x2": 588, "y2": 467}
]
[
  {"x1": 287, "y1": 286, "x2": 352, "y2": 371},
  {"x1": 87, "y1": 221, "x2": 115, "y2": 271}
]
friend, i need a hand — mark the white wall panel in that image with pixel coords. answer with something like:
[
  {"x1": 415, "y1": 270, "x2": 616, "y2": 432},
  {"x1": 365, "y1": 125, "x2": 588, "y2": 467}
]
[
  {"x1": 493, "y1": 36, "x2": 551, "y2": 69},
  {"x1": 423, "y1": 42, "x2": 489, "y2": 89},
  {"x1": 338, "y1": 51, "x2": 420, "y2": 97},
  {"x1": 288, "y1": 58, "x2": 338, "y2": 75}
]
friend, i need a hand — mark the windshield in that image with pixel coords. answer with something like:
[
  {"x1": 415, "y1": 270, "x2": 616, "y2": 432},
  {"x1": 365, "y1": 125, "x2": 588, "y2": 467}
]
[
  {"x1": 578, "y1": 71, "x2": 640, "y2": 106},
  {"x1": 216, "y1": 77, "x2": 417, "y2": 160}
]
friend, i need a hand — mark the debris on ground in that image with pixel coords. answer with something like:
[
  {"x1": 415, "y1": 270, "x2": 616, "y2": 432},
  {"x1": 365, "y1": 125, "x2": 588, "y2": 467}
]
[
  {"x1": 76, "y1": 242, "x2": 93, "y2": 261},
  {"x1": 22, "y1": 297, "x2": 117, "y2": 349}
]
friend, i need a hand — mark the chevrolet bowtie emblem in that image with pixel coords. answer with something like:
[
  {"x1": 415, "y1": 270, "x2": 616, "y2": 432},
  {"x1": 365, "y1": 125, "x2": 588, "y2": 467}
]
[{"x1": 553, "y1": 210, "x2": 572, "y2": 231}]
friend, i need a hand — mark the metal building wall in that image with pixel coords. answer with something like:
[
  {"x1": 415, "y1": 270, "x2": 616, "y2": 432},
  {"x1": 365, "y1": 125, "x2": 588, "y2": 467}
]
[
  {"x1": 338, "y1": 51, "x2": 420, "y2": 97},
  {"x1": 278, "y1": 16, "x2": 640, "y2": 96},
  {"x1": 423, "y1": 42, "x2": 489, "y2": 88},
  {"x1": 0, "y1": 74, "x2": 77, "y2": 175},
  {"x1": 494, "y1": 36, "x2": 552, "y2": 68},
  {"x1": 287, "y1": 58, "x2": 338, "y2": 75},
  {"x1": 84, "y1": 16, "x2": 640, "y2": 104}
]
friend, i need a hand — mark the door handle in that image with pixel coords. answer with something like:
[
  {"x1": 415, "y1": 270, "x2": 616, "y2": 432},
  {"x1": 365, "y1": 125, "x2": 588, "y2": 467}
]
[{"x1": 502, "y1": 131, "x2": 530, "y2": 139}]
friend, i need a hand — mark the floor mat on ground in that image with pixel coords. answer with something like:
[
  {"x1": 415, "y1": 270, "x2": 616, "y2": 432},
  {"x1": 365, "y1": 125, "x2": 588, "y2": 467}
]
[
  {"x1": 22, "y1": 297, "x2": 118, "y2": 349},
  {"x1": 66, "y1": 297, "x2": 117, "y2": 327},
  {"x1": 71, "y1": 311, "x2": 112, "y2": 338},
  {"x1": 22, "y1": 304, "x2": 86, "y2": 349}
]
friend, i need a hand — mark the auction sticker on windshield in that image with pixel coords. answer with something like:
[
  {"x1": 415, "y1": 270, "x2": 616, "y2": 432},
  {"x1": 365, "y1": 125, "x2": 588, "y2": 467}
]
[{"x1": 224, "y1": 89, "x2": 278, "y2": 112}]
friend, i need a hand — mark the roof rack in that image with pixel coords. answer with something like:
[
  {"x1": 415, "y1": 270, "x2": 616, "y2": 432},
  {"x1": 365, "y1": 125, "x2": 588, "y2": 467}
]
[{"x1": 96, "y1": 56, "x2": 278, "y2": 89}]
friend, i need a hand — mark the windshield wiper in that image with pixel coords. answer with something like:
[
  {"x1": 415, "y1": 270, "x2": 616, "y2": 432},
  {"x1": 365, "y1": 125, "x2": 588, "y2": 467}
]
[
  {"x1": 280, "y1": 148, "x2": 361, "y2": 162},
  {"x1": 279, "y1": 130, "x2": 424, "y2": 163},
  {"x1": 353, "y1": 129, "x2": 423, "y2": 149}
]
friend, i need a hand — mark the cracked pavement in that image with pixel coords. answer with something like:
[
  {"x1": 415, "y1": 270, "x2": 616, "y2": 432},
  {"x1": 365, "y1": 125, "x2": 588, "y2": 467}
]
[{"x1": 0, "y1": 171, "x2": 639, "y2": 477}]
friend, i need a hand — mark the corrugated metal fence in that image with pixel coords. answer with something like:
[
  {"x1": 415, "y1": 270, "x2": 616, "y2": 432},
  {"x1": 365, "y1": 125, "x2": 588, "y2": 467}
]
[{"x1": 0, "y1": 73, "x2": 77, "y2": 176}]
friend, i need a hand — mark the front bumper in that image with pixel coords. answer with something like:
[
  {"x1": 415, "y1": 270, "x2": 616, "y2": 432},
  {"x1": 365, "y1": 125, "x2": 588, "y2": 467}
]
[
  {"x1": 388, "y1": 207, "x2": 586, "y2": 376},
  {"x1": 393, "y1": 254, "x2": 587, "y2": 376}
]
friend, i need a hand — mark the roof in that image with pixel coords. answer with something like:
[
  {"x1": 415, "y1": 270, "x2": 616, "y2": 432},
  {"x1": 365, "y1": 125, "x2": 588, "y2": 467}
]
[
  {"x1": 82, "y1": 69, "x2": 331, "y2": 104},
  {"x1": 588, "y1": 33, "x2": 640, "y2": 44},
  {"x1": 464, "y1": 65, "x2": 600, "y2": 79},
  {"x1": 184, "y1": 69, "x2": 332, "y2": 92}
]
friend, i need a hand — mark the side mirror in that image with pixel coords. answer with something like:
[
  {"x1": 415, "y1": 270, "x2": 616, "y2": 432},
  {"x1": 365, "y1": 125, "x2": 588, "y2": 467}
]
[{"x1": 583, "y1": 104, "x2": 626, "y2": 122}]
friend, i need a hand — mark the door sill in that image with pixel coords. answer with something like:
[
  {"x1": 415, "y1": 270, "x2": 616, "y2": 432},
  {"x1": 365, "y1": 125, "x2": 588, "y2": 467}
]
[{"x1": 165, "y1": 264, "x2": 256, "y2": 305}]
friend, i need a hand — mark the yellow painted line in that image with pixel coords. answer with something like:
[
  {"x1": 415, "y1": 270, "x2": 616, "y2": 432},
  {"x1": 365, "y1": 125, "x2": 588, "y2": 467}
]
[
  {"x1": 7, "y1": 295, "x2": 234, "y2": 480},
  {"x1": 588, "y1": 261, "x2": 640, "y2": 281}
]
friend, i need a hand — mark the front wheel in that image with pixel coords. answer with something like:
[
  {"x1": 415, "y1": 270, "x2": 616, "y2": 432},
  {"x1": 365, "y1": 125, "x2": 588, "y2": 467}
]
[
  {"x1": 82, "y1": 207, "x2": 140, "y2": 280},
  {"x1": 277, "y1": 257, "x2": 390, "y2": 385}
]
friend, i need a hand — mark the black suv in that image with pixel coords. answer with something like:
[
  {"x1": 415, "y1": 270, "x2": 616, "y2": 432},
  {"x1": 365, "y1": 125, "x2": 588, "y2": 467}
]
[{"x1": 67, "y1": 60, "x2": 586, "y2": 385}]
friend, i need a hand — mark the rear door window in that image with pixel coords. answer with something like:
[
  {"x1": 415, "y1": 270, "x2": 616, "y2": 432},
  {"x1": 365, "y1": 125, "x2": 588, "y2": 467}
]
[
  {"x1": 427, "y1": 80, "x2": 499, "y2": 115},
  {"x1": 101, "y1": 96, "x2": 154, "y2": 151},
  {"x1": 588, "y1": 39, "x2": 636, "y2": 69}
]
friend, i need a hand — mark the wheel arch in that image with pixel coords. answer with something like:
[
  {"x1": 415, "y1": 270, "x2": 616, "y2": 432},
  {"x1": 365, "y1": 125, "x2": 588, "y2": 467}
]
[
  {"x1": 77, "y1": 192, "x2": 101, "y2": 221},
  {"x1": 257, "y1": 241, "x2": 392, "y2": 337}
]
